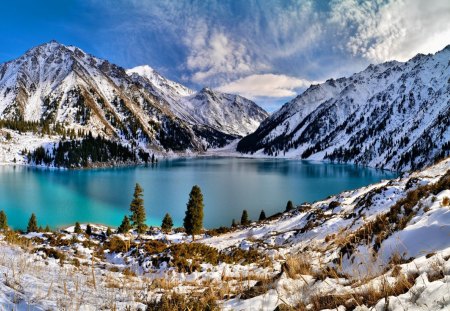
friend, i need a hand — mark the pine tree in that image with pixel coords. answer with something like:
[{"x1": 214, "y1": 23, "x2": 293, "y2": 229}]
[
  {"x1": 27, "y1": 213, "x2": 38, "y2": 233},
  {"x1": 161, "y1": 213, "x2": 173, "y2": 233},
  {"x1": 0, "y1": 210, "x2": 7, "y2": 230},
  {"x1": 231, "y1": 218, "x2": 237, "y2": 228},
  {"x1": 183, "y1": 185, "x2": 204, "y2": 240},
  {"x1": 74, "y1": 222, "x2": 82, "y2": 234},
  {"x1": 286, "y1": 200, "x2": 294, "y2": 212},
  {"x1": 44, "y1": 225, "x2": 51, "y2": 232},
  {"x1": 106, "y1": 227, "x2": 112, "y2": 236},
  {"x1": 118, "y1": 216, "x2": 131, "y2": 234},
  {"x1": 129, "y1": 183, "x2": 147, "y2": 235},
  {"x1": 259, "y1": 210, "x2": 266, "y2": 221},
  {"x1": 241, "y1": 210, "x2": 250, "y2": 226},
  {"x1": 86, "y1": 224, "x2": 92, "y2": 235}
]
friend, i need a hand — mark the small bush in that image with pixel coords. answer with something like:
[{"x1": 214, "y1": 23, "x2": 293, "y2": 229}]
[
  {"x1": 206, "y1": 226, "x2": 233, "y2": 236},
  {"x1": 146, "y1": 291, "x2": 218, "y2": 311},
  {"x1": 35, "y1": 247, "x2": 66, "y2": 261},
  {"x1": 328, "y1": 201, "x2": 341, "y2": 210},
  {"x1": 104, "y1": 236, "x2": 130, "y2": 253},
  {"x1": 442, "y1": 196, "x2": 450, "y2": 206},
  {"x1": 142, "y1": 240, "x2": 167, "y2": 254},
  {"x1": 169, "y1": 243, "x2": 220, "y2": 273}
]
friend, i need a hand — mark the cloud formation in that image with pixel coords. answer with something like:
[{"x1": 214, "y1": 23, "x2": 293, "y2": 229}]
[
  {"x1": 216, "y1": 74, "x2": 316, "y2": 99},
  {"x1": 330, "y1": 0, "x2": 450, "y2": 62},
  {"x1": 183, "y1": 22, "x2": 265, "y2": 84},
  {"x1": 83, "y1": 0, "x2": 450, "y2": 109}
]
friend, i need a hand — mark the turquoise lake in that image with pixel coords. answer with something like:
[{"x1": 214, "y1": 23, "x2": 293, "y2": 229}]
[{"x1": 0, "y1": 158, "x2": 397, "y2": 230}]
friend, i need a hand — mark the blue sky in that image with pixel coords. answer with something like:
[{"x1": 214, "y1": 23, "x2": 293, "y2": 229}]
[{"x1": 1, "y1": 0, "x2": 449, "y2": 111}]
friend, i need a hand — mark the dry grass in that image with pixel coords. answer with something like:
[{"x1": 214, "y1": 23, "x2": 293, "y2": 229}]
[
  {"x1": 283, "y1": 255, "x2": 312, "y2": 278},
  {"x1": 146, "y1": 290, "x2": 219, "y2": 311},
  {"x1": 310, "y1": 273, "x2": 416, "y2": 310}
]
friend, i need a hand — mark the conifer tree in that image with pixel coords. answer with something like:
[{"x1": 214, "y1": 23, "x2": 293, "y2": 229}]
[
  {"x1": 118, "y1": 216, "x2": 131, "y2": 234},
  {"x1": 183, "y1": 185, "x2": 204, "y2": 240},
  {"x1": 129, "y1": 183, "x2": 147, "y2": 235},
  {"x1": 86, "y1": 224, "x2": 92, "y2": 235},
  {"x1": 286, "y1": 200, "x2": 294, "y2": 212},
  {"x1": 74, "y1": 222, "x2": 82, "y2": 234},
  {"x1": 27, "y1": 213, "x2": 38, "y2": 233},
  {"x1": 0, "y1": 210, "x2": 7, "y2": 230},
  {"x1": 231, "y1": 218, "x2": 237, "y2": 228},
  {"x1": 44, "y1": 225, "x2": 51, "y2": 232},
  {"x1": 259, "y1": 210, "x2": 266, "y2": 221},
  {"x1": 161, "y1": 213, "x2": 174, "y2": 233},
  {"x1": 241, "y1": 210, "x2": 250, "y2": 226},
  {"x1": 106, "y1": 227, "x2": 112, "y2": 236}
]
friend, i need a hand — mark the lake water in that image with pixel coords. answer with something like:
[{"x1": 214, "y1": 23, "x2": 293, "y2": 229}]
[{"x1": 0, "y1": 158, "x2": 397, "y2": 230}]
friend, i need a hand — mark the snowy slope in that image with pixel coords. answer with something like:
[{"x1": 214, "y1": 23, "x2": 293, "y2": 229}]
[
  {"x1": 0, "y1": 41, "x2": 268, "y2": 162},
  {"x1": 127, "y1": 67, "x2": 268, "y2": 137},
  {"x1": 238, "y1": 45, "x2": 450, "y2": 171}
]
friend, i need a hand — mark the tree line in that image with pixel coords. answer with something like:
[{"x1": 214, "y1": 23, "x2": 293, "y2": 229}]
[{"x1": 28, "y1": 132, "x2": 154, "y2": 168}]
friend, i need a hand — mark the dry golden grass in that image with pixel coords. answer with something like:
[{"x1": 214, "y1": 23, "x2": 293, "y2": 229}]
[{"x1": 284, "y1": 255, "x2": 312, "y2": 278}]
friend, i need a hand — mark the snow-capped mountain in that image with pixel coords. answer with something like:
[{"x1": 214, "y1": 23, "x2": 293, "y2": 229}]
[
  {"x1": 238, "y1": 45, "x2": 450, "y2": 171},
  {"x1": 0, "y1": 41, "x2": 268, "y2": 157},
  {"x1": 127, "y1": 67, "x2": 268, "y2": 137}
]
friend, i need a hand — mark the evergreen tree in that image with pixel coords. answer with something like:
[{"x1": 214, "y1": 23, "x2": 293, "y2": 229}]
[
  {"x1": 161, "y1": 213, "x2": 173, "y2": 233},
  {"x1": 86, "y1": 224, "x2": 92, "y2": 235},
  {"x1": 0, "y1": 210, "x2": 7, "y2": 230},
  {"x1": 44, "y1": 225, "x2": 51, "y2": 232},
  {"x1": 259, "y1": 210, "x2": 266, "y2": 221},
  {"x1": 241, "y1": 210, "x2": 250, "y2": 226},
  {"x1": 286, "y1": 200, "x2": 294, "y2": 212},
  {"x1": 27, "y1": 213, "x2": 38, "y2": 233},
  {"x1": 183, "y1": 185, "x2": 204, "y2": 240},
  {"x1": 231, "y1": 218, "x2": 237, "y2": 228},
  {"x1": 118, "y1": 216, "x2": 131, "y2": 234},
  {"x1": 106, "y1": 227, "x2": 112, "y2": 236},
  {"x1": 74, "y1": 222, "x2": 82, "y2": 234},
  {"x1": 129, "y1": 183, "x2": 147, "y2": 235}
]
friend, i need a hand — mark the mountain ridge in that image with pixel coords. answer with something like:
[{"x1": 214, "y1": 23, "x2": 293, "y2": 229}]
[
  {"x1": 237, "y1": 45, "x2": 450, "y2": 172},
  {"x1": 0, "y1": 41, "x2": 268, "y2": 166}
]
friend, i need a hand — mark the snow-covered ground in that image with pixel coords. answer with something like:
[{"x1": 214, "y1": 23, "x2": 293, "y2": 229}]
[{"x1": 1, "y1": 159, "x2": 450, "y2": 310}]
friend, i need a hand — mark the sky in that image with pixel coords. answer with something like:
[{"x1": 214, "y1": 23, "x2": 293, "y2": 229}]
[{"x1": 1, "y1": 0, "x2": 449, "y2": 112}]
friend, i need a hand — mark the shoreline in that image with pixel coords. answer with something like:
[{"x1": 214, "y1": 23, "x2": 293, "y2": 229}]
[{"x1": 0, "y1": 154, "x2": 400, "y2": 173}]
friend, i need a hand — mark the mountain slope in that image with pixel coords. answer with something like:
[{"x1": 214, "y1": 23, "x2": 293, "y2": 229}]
[
  {"x1": 238, "y1": 45, "x2": 450, "y2": 171},
  {"x1": 127, "y1": 67, "x2": 268, "y2": 137},
  {"x1": 0, "y1": 41, "x2": 205, "y2": 153},
  {"x1": 0, "y1": 41, "x2": 268, "y2": 165}
]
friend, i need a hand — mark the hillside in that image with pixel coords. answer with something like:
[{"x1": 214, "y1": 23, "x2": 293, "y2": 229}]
[
  {"x1": 1, "y1": 157, "x2": 449, "y2": 309},
  {"x1": 237, "y1": 45, "x2": 450, "y2": 172},
  {"x1": 0, "y1": 41, "x2": 267, "y2": 167}
]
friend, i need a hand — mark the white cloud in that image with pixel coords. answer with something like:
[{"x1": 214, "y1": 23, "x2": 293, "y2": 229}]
[
  {"x1": 216, "y1": 74, "x2": 316, "y2": 99},
  {"x1": 183, "y1": 21, "x2": 266, "y2": 84},
  {"x1": 330, "y1": 0, "x2": 450, "y2": 62}
]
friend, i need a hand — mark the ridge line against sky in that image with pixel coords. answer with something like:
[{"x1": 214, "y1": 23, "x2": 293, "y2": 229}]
[{"x1": 1, "y1": 0, "x2": 449, "y2": 112}]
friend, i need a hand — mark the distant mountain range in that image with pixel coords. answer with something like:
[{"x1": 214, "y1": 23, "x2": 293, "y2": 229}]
[
  {"x1": 2, "y1": 41, "x2": 450, "y2": 171},
  {"x1": 237, "y1": 45, "x2": 450, "y2": 171},
  {"x1": 0, "y1": 41, "x2": 268, "y2": 156}
]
